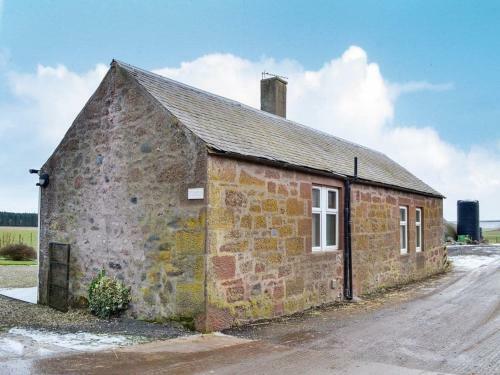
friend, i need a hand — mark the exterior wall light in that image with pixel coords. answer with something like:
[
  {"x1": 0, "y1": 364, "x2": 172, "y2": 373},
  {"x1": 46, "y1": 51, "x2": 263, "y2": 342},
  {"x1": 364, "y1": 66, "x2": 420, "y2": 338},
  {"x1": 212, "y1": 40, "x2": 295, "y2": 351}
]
[
  {"x1": 29, "y1": 169, "x2": 49, "y2": 188},
  {"x1": 37, "y1": 173, "x2": 50, "y2": 188}
]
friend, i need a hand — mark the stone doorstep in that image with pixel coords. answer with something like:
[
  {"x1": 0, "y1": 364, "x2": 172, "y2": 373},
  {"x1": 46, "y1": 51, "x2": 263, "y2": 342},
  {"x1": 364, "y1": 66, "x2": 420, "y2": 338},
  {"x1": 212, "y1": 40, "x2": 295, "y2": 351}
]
[{"x1": 119, "y1": 333, "x2": 253, "y2": 354}]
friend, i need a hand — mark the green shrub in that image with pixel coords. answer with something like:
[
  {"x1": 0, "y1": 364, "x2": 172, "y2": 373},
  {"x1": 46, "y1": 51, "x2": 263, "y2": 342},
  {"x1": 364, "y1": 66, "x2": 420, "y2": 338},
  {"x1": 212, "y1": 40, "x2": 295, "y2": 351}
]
[
  {"x1": 0, "y1": 244, "x2": 36, "y2": 261},
  {"x1": 88, "y1": 269, "x2": 131, "y2": 319}
]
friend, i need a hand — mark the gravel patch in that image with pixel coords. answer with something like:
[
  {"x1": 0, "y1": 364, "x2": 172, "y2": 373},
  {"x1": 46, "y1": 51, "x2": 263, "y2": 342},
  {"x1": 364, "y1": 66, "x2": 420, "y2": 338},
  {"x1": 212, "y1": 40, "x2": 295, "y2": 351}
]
[
  {"x1": 0, "y1": 296, "x2": 190, "y2": 339},
  {"x1": 0, "y1": 265, "x2": 37, "y2": 288}
]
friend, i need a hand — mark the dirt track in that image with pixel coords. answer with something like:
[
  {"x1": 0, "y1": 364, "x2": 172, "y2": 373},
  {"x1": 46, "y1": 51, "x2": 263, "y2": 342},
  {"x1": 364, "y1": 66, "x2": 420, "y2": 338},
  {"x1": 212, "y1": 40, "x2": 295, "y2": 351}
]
[{"x1": 3, "y1": 245, "x2": 500, "y2": 374}]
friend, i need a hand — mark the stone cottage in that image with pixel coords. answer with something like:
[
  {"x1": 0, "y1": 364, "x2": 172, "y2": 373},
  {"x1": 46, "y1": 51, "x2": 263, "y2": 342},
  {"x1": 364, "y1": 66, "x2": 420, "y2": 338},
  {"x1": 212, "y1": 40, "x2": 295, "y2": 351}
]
[{"x1": 38, "y1": 60, "x2": 446, "y2": 331}]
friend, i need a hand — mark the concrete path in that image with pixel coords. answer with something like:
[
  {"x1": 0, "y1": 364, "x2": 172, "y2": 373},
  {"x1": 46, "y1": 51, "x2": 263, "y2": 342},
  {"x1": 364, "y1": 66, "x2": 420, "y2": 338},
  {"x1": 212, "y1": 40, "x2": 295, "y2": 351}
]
[
  {"x1": 0, "y1": 264, "x2": 37, "y2": 304},
  {"x1": 0, "y1": 287, "x2": 37, "y2": 303},
  {"x1": 2, "y1": 246, "x2": 499, "y2": 374}
]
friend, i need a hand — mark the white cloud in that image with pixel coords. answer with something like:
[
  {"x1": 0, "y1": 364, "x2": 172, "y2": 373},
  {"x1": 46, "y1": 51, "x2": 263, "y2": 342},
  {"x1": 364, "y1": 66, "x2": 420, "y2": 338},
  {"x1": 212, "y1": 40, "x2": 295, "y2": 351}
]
[
  {"x1": 7, "y1": 64, "x2": 107, "y2": 142},
  {"x1": 0, "y1": 64, "x2": 107, "y2": 212},
  {"x1": 155, "y1": 47, "x2": 394, "y2": 142},
  {"x1": 0, "y1": 47, "x2": 499, "y2": 219},
  {"x1": 389, "y1": 81, "x2": 453, "y2": 99},
  {"x1": 154, "y1": 47, "x2": 499, "y2": 219}
]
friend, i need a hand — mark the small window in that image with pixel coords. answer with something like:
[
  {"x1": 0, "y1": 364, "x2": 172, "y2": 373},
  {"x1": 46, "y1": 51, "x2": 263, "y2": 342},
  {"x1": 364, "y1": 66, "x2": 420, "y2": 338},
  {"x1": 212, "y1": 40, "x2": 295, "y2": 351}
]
[
  {"x1": 416, "y1": 208, "x2": 423, "y2": 252},
  {"x1": 400, "y1": 206, "x2": 408, "y2": 254},
  {"x1": 328, "y1": 190, "x2": 337, "y2": 209},
  {"x1": 312, "y1": 188, "x2": 321, "y2": 208},
  {"x1": 312, "y1": 186, "x2": 339, "y2": 251}
]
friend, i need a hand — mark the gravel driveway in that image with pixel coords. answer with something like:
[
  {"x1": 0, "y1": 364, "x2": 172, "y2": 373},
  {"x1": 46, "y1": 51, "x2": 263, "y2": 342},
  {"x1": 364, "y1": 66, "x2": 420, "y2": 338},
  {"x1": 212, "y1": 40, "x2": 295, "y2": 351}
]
[{"x1": 0, "y1": 266, "x2": 37, "y2": 288}]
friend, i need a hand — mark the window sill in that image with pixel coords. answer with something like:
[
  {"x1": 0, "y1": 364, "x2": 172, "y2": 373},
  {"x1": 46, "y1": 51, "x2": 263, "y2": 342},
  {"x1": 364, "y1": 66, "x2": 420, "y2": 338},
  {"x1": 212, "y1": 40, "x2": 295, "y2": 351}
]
[{"x1": 311, "y1": 249, "x2": 340, "y2": 254}]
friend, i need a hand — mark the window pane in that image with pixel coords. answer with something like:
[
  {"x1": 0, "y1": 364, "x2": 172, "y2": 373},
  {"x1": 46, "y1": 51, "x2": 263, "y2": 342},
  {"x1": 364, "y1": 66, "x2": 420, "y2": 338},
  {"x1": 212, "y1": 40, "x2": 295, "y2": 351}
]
[
  {"x1": 312, "y1": 189, "x2": 321, "y2": 208},
  {"x1": 416, "y1": 209, "x2": 420, "y2": 223},
  {"x1": 312, "y1": 213, "x2": 321, "y2": 247},
  {"x1": 326, "y1": 214, "x2": 337, "y2": 246},
  {"x1": 328, "y1": 190, "x2": 337, "y2": 209},
  {"x1": 400, "y1": 225, "x2": 407, "y2": 251},
  {"x1": 416, "y1": 227, "x2": 421, "y2": 248},
  {"x1": 400, "y1": 208, "x2": 406, "y2": 222}
]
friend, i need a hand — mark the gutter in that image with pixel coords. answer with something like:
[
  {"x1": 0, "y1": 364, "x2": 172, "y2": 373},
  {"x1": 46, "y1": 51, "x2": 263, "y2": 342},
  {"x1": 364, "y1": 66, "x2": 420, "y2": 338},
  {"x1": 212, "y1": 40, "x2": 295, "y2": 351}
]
[
  {"x1": 207, "y1": 148, "x2": 348, "y2": 181},
  {"x1": 342, "y1": 157, "x2": 356, "y2": 300},
  {"x1": 206, "y1": 148, "x2": 444, "y2": 199}
]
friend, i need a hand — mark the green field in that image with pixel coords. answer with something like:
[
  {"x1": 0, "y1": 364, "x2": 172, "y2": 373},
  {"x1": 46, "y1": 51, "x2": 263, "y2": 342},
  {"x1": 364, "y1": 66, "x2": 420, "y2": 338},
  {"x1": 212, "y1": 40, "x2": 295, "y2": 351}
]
[
  {"x1": 0, "y1": 226, "x2": 38, "y2": 248},
  {"x1": 483, "y1": 229, "x2": 500, "y2": 244}
]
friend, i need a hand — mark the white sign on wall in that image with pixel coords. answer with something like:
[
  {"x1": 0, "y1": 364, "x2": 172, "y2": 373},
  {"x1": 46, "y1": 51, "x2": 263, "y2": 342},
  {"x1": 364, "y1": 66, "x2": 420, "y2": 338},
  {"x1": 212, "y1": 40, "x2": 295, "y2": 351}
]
[{"x1": 188, "y1": 188, "x2": 204, "y2": 200}]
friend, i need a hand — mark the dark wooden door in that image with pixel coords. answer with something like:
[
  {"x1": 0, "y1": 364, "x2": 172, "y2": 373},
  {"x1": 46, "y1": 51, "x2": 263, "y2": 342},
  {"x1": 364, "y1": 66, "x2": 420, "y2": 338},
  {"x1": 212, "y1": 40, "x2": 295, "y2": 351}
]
[{"x1": 48, "y1": 242, "x2": 70, "y2": 312}]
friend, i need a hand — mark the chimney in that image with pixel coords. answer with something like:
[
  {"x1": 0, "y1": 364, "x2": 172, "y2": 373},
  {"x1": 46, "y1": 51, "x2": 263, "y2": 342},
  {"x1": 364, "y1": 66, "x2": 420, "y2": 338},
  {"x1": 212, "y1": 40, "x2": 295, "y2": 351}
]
[{"x1": 261, "y1": 74, "x2": 287, "y2": 118}]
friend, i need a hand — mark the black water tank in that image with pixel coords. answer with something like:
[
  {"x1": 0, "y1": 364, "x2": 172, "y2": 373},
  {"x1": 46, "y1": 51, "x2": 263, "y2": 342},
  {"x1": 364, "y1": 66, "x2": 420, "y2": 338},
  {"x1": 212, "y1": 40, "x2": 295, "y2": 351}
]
[{"x1": 457, "y1": 200, "x2": 480, "y2": 241}]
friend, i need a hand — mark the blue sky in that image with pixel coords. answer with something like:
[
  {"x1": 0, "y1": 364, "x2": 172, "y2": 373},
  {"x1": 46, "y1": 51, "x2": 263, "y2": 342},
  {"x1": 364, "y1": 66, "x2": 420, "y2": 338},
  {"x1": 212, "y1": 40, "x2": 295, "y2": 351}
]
[{"x1": 0, "y1": 0, "x2": 499, "y2": 219}]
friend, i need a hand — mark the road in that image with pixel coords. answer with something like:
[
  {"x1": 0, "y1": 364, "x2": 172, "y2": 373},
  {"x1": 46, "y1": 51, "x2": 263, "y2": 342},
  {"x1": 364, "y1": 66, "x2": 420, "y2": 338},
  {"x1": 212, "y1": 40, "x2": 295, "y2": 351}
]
[{"x1": 4, "y1": 245, "x2": 500, "y2": 374}]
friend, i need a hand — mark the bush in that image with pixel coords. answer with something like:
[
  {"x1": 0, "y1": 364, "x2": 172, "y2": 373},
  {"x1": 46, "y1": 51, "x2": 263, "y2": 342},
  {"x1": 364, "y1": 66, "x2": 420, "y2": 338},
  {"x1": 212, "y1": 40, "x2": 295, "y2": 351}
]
[
  {"x1": 0, "y1": 244, "x2": 36, "y2": 261},
  {"x1": 88, "y1": 269, "x2": 131, "y2": 319}
]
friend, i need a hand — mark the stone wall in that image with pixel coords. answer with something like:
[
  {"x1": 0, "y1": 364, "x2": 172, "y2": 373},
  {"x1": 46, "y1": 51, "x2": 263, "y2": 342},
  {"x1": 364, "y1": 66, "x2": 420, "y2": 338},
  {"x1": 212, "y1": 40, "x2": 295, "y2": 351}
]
[
  {"x1": 37, "y1": 63, "x2": 446, "y2": 330},
  {"x1": 350, "y1": 184, "x2": 446, "y2": 295},
  {"x1": 39, "y1": 65, "x2": 208, "y2": 322},
  {"x1": 204, "y1": 156, "x2": 344, "y2": 331}
]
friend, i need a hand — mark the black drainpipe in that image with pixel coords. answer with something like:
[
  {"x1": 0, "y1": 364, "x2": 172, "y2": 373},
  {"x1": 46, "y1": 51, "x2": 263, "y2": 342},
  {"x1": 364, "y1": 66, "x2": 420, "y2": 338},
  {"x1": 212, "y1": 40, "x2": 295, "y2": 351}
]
[{"x1": 343, "y1": 157, "x2": 357, "y2": 300}]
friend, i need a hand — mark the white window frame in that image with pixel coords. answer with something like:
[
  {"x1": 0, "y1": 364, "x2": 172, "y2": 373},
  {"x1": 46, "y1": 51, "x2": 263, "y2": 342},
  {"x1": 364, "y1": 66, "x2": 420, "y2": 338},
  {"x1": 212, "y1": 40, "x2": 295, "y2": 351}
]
[
  {"x1": 312, "y1": 186, "x2": 339, "y2": 252},
  {"x1": 400, "y1": 206, "x2": 408, "y2": 254},
  {"x1": 416, "y1": 208, "x2": 422, "y2": 252}
]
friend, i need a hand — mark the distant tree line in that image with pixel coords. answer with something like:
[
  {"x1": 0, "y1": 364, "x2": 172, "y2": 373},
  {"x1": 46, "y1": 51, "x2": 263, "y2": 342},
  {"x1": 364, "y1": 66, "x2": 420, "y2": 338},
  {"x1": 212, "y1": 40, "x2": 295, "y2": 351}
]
[{"x1": 0, "y1": 211, "x2": 38, "y2": 227}]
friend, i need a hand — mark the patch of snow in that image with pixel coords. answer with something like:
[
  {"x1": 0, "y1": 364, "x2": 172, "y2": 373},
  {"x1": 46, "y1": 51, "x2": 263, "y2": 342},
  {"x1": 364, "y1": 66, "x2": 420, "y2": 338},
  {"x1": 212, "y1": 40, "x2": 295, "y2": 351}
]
[
  {"x1": 0, "y1": 338, "x2": 25, "y2": 356},
  {"x1": 450, "y1": 255, "x2": 499, "y2": 271},
  {"x1": 37, "y1": 347, "x2": 55, "y2": 357},
  {"x1": 8, "y1": 328, "x2": 144, "y2": 352},
  {"x1": 0, "y1": 287, "x2": 37, "y2": 303}
]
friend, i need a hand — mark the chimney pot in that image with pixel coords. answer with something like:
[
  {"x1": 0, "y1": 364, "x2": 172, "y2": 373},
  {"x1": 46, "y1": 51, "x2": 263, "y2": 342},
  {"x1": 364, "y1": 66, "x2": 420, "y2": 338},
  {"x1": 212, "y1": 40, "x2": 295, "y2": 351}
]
[{"x1": 260, "y1": 76, "x2": 287, "y2": 117}]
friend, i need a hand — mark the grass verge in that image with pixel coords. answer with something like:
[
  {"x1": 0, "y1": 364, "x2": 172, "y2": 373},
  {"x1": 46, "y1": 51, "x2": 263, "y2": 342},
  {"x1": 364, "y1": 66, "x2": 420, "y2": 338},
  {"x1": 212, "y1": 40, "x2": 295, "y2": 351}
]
[
  {"x1": 0, "y1": 259, "x2": 37, "y2": 266},
  {"x1": 483, "y1": 230, "x2": 500, "y2": 244}
]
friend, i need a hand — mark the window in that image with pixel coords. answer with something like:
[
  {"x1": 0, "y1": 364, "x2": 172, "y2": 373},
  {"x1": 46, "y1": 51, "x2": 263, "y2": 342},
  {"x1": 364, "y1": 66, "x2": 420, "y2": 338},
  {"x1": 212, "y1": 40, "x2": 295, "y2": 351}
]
[
  {"x1": 400, "y1": 206, "x2": 408, "y2": 254},
  {"x1": 416, "y1": 208, "x2": 422, "y2": 252},
  {"x1": 312, "y1": 186, "x2": 339, "y2": 251}
]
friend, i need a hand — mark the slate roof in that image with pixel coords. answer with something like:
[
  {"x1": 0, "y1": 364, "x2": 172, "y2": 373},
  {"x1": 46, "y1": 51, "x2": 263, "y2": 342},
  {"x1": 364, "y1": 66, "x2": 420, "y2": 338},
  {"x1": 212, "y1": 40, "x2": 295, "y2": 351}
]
[{"x1": 115, "y1": 60, "x2": 442, "y2": 197}]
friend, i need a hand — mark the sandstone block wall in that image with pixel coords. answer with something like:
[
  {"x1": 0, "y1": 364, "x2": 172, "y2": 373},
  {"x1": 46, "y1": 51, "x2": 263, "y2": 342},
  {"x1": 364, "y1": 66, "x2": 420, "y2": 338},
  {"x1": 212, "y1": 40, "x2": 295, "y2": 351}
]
[
  {"x1": 204, "y1": 156, "x2": 344, "y2": 330},
  {"x1": 39, "y1": 65, "x2": 208, "y2": 322},
  {"x1": 350, "y1": 184, "x2": 446, "y2": 295}
]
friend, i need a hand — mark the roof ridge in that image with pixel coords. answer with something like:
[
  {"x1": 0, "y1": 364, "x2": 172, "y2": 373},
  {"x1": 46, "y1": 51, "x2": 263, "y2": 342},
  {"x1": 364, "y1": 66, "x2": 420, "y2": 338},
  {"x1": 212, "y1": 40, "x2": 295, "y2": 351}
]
[
  {"x1": 112, "y1": 59, "x2": 387, "y2": 158},
  {"x1": 111, "y1": 59, "x2": 442, "y2": 197}
]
